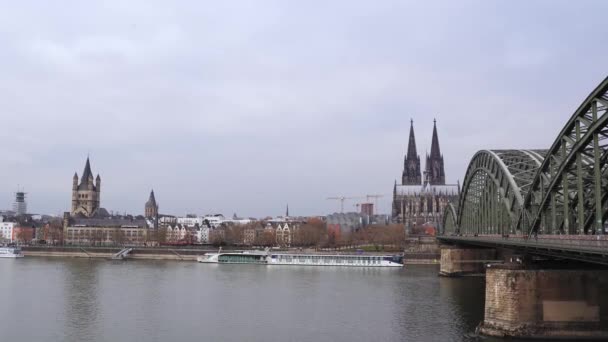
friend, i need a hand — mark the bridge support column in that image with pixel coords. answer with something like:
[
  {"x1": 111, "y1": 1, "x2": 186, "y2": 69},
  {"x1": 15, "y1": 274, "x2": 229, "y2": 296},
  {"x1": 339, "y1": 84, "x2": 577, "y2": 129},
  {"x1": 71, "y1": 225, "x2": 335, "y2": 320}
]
[
  {"x1": 478, "y1": 264, "x2": 608, "y2": 339},
  {"x1": 439, "y1": 247, "x2": 495, "y2": 276}
]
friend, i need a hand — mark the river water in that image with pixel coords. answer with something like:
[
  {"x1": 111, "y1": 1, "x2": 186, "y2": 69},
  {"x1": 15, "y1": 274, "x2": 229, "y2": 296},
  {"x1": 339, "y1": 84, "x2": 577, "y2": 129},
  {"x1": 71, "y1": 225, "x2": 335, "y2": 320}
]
[{"x1": 1, "y1": 258, "x2": 491, "y2": 342}]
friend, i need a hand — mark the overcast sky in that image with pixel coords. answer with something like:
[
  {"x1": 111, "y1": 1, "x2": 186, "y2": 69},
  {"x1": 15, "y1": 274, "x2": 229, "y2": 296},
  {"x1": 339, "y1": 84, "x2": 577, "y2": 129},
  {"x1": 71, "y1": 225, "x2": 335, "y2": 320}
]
[{"x1": 1, "y1": 1, "x2": 607, "y2": 217}]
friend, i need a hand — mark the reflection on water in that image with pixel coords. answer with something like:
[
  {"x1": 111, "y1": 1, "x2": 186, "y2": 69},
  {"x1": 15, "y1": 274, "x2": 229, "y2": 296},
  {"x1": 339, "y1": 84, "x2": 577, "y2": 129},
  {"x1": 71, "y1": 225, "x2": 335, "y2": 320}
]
[
  {"x1": 438, "y1": 275, "x2": 486, "y2": 335},
  {"x1": 64, "y1": 259, "x2": 101, "y2": 342},
  {"x1": 0, "y1": 259, "x2": 498, "y2": 342}
]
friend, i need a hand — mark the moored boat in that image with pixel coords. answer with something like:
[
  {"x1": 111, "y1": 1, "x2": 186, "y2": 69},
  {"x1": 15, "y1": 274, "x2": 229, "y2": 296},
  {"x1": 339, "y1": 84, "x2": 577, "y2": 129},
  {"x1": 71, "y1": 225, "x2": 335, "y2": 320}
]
[
  {"x1": 0, "y1": 247, "x2": 24, "y2": 258},
  {"x1": 197, "y1": 249, "x2": 403, "y2": 267},
  {"x1": 268, "y1": 253, "x2": 403, "y2": 267}
]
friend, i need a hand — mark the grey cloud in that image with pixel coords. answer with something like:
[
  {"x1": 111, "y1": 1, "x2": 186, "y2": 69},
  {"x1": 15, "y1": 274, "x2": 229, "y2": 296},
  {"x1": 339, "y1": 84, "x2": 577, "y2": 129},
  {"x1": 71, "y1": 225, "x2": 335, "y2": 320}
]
[{"x1": 0, "y1": 1, "x2": 607, "y2": 217}]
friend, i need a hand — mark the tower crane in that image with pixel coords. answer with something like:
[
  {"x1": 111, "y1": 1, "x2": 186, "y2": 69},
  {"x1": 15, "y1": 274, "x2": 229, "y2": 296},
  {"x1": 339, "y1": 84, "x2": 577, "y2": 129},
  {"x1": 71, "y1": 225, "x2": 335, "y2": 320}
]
[{"x1": 326, "y1": 196, "x2": 361, "y2": 213}]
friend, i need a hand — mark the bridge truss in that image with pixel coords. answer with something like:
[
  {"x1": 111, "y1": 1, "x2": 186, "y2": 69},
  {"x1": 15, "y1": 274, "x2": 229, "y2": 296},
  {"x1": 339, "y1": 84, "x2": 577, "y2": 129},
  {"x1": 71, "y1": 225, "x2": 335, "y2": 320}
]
[{"x1": 443, "y1": 77, "x2": 608, "y2": 237}]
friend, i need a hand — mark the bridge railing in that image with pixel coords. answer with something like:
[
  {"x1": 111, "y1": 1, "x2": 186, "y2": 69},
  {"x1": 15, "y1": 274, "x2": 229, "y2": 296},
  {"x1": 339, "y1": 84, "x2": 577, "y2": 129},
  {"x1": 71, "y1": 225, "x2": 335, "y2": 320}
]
[{"x1": 442, "y1": 234, "x2": 608, "y2": 251}]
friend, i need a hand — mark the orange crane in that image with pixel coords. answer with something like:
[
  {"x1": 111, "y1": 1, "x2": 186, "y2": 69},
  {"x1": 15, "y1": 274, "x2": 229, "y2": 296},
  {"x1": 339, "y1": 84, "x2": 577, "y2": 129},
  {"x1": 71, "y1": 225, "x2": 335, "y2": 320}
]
[{"x1": 326, "y1": 196, "x2": 361, "y2": 213}]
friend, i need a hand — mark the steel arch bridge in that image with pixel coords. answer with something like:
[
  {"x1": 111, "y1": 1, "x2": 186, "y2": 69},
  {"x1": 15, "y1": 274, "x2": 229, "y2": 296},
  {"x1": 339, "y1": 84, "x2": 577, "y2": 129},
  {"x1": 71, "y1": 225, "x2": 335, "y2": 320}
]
[{"x1": 440, "y1": 77, "x2": 608, "y2": 263}]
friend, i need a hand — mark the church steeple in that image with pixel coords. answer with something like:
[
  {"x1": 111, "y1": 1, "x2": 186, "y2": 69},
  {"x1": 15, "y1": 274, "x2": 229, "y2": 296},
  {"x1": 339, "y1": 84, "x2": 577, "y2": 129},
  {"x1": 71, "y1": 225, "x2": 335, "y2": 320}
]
[
  {"x1": 71, "y1": 156, "x2": 101, "y2": 217},
  {"x1": 425, "y1": 118, "x2": 446, "y2": 185},
  {"x1": 407, "y1": 119, "x2": 418, "y2": 161},
  {"x1": 402, "y1": 119, "x2": 422, "y2": 185},
  {"x1": 145, "y1": 189, "x2": 159, "y2": 219},
  {"x1": 430, "y1": 118, "x2": 441, "y2": 159},
  {"x1": 79, "y1": 157, "x2": 96, "y2": 190}
]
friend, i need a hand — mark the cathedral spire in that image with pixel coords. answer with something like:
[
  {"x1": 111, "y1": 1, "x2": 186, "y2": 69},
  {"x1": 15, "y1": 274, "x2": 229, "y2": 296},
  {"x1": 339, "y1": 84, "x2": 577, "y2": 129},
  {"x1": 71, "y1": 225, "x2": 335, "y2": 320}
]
[
  {"x1": 407, "y1": 119, "x2": 418, "y2": 161},
  {"x1": 286, "y1": 203, "x2": 289, "y2": 217},
  {"x1": 402, "y1": 119, "x2": 422, "y2": 185},
  {"x1": 426, "y1": 119, "x2": 446, "y2": 185},
  {"x1": 430, "y1": 118, "x2": 441, "y2": 159}
]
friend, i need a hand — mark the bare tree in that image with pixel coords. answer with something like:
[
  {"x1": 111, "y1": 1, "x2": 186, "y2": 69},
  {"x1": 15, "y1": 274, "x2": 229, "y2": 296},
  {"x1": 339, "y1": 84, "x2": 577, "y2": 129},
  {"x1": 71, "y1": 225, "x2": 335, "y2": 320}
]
[
  {"x1": 255, "y1": 229, "x2": 276, "y2": 247},
  {"x1": 210, "y1": 229, "x2": 226, "y2": 246},
  {"x1": 156, "y1": 227, "x2": 168, "y2": 245}
]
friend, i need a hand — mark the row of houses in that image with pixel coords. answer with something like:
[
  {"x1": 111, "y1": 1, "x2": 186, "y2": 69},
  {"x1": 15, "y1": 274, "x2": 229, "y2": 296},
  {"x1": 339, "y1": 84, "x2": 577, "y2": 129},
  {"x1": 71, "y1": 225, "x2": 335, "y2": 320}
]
[
  {"x1": 60, "y1": 210, "x2": 306, "y2": 247},
  {"x1": 3, "y1": 213, "x2": 394, "y2": 247},
  {"x1": 162, "y1": 221, "x2": 300, "y2": 246},
  {"x1": 0, "y1": 215, "x2": 63, "y2": 244}
]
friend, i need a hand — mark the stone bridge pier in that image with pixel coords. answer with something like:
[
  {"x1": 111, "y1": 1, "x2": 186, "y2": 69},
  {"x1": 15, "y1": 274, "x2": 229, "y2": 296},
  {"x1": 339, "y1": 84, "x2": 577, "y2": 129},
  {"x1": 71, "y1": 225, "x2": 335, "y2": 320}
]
[
  {"x1": 478, "y1": 263, "x2": 608, "y2": 339},
  {"x1": 439, "y1": 246, "x2": 496, "y2": 276}
]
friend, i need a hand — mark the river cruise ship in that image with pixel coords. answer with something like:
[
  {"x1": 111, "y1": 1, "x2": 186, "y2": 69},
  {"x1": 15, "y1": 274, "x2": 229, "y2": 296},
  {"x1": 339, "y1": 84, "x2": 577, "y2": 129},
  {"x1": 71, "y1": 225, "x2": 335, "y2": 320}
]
[
  {"x1": 197, "y1": 250, "x2": 403, "y2": 267},
  {"x1": 0, "y1": 247, "x2": 24, "y2": 258}
]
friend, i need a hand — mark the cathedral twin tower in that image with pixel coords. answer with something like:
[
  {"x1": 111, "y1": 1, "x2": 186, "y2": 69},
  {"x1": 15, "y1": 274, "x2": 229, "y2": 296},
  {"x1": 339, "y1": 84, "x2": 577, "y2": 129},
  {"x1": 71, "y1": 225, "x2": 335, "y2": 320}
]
[{"x1": 402, "y1": 119, "x2": 446, "y2": 186}]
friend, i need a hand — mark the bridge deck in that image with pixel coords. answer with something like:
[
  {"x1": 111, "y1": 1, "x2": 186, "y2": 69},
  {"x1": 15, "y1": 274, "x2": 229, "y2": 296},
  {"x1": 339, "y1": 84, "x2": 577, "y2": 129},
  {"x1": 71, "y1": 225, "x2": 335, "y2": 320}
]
[{"x1": 437, "y1": 235, "x2": 608, "y2": 265}]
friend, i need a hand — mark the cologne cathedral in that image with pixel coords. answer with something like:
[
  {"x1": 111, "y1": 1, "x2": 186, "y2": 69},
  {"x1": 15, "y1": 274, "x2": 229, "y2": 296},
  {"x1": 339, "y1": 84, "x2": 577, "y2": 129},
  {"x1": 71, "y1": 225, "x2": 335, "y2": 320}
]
[{"x1": 392, "y1": 120, "x2": 460, "y2": 233}]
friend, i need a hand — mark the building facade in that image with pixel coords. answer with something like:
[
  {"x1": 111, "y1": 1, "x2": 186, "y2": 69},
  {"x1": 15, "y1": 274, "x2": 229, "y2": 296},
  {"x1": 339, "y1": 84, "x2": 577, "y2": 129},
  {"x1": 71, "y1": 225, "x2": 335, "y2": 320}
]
[
  {"x1": 71, "y1": 157, "x2": 101, "y2": 217},
  {"x1": 392, "y1": 120, "x2": 459, "y2": 233},
  {"x1": 63, "y1": 216, "x2": 148, "y2": 246},
  {"x1": 0, "y1": 221, "x2": 15, "y2": 243},
  {"x1": 275, "y1": 223, "x2": 295, "y2": 246}
]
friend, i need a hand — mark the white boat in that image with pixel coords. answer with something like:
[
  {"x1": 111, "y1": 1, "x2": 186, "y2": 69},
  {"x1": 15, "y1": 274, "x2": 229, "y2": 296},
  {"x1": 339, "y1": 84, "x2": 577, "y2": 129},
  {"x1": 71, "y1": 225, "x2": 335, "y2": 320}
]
[
  {"x1": 197, "y1": 249, "x2": 403, "y2": 267},
  {"x1": 0, "y1": 247, "x2": 24, "y2": 258},
  {"x1": 268, "y1": 253, "x2": 403, "y2": 267},
  {"x1": 197, "y1": 248, "x2": 268, "y2": 264}
]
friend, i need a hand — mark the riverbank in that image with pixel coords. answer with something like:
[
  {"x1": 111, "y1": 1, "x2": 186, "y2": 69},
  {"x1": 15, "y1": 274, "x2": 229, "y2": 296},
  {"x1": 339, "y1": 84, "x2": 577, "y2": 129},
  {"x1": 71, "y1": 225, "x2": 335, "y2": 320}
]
[
  {"x1": 22, "y1": 246, "x2": 438, "y2": 264},
  {"x1": 22, "y1": 246, "x2": 208, "y2": 261}
]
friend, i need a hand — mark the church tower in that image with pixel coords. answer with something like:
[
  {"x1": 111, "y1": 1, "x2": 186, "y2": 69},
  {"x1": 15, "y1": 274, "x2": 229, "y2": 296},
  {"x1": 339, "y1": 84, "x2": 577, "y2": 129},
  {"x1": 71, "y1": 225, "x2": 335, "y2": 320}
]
[
  {"x1": 145, "y1": 190, "x2": 159, "y2": 218},
  {"x1": 425, "y1": 119, "x2": 446, "y2": 185},
  {"x1": 402, "y1": 119, "x2": 422, "y2": 185},
  {"x1": 71, "y1": 157, "x2": 101, "y2": 217}
]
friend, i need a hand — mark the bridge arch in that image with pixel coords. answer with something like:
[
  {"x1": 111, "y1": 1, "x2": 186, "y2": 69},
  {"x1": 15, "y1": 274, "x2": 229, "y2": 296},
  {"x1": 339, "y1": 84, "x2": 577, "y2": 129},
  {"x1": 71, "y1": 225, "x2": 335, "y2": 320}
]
[
  {"x1": 443, "y1": 76, "x2": 608, "y2": 238},
  {"x1": 519, "y1": 77, "x2": 608, "y2": 236},
  {"x1": 454, "y1": 150, "x2": 544, "y2": 235},
  {"x1": 442, "y1": 203, "x2": 458, "y2": 235}
]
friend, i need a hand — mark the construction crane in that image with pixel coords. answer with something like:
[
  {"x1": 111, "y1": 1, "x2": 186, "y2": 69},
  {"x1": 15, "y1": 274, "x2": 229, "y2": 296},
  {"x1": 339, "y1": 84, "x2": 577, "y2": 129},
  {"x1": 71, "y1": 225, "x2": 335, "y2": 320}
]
[{"x1": 326, "y1": 196, "x2": 361, "y2": 213}]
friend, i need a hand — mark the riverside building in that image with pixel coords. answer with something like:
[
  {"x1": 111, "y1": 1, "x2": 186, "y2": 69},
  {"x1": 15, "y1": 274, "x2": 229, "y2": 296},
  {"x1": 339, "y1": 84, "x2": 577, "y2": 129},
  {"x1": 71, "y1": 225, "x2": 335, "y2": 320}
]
[{"x1": 63, "y1": 157, "x2": 152, "y2": 246}]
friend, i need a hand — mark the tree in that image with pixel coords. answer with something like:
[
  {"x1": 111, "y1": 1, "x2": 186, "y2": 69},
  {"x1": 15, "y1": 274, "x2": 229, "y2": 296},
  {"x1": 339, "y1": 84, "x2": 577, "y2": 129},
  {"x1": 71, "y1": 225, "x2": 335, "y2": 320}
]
[
  {"x1": 255, "y1": 229, "x2": 276, "y2": 247},
  {"x1": 210, "y1": 229, "x2": 226, "y2": 246},
  {"x1": 112, "y1": 229, "x2": 126, "y2": 246},
  {"x1": 293, "y1": 221, "x2": 326, "y2": 248},
  {"x1": 16, "y1": 228, "x2": 34, "y2": 245},
  {"x1": 156, "y1": 227, "x2": 168, "y2": 245},
  {"x1": 225, "y1": 225, "x2": 245, "y2": 245},
  {"x1": 48, "y1": 220, "x2": 64, "y2": 245}
]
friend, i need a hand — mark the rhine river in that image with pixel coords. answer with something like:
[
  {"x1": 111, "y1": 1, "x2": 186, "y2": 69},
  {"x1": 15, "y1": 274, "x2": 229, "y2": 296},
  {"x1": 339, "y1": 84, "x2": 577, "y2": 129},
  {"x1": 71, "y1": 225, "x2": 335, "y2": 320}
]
[{"x1": 0, "y1": 258, "x2": 504, "y2": 342}]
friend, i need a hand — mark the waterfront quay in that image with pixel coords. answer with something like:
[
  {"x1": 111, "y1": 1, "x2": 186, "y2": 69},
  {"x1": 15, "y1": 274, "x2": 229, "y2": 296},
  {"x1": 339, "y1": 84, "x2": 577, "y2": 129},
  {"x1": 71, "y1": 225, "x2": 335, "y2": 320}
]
[
  {"x1": 22, "y1": 246, "x2": 210, "y2": 261},
  {"x1": 21, "y1": 244, "x2": 438, "y2": 264}
]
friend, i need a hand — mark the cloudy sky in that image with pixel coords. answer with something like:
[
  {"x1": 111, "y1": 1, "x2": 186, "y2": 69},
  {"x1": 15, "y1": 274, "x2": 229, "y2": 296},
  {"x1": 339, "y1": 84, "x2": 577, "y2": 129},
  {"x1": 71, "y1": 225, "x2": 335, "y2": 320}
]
[{"x1": 1, "y1": 1, "x2": 607, "y2": 217}]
